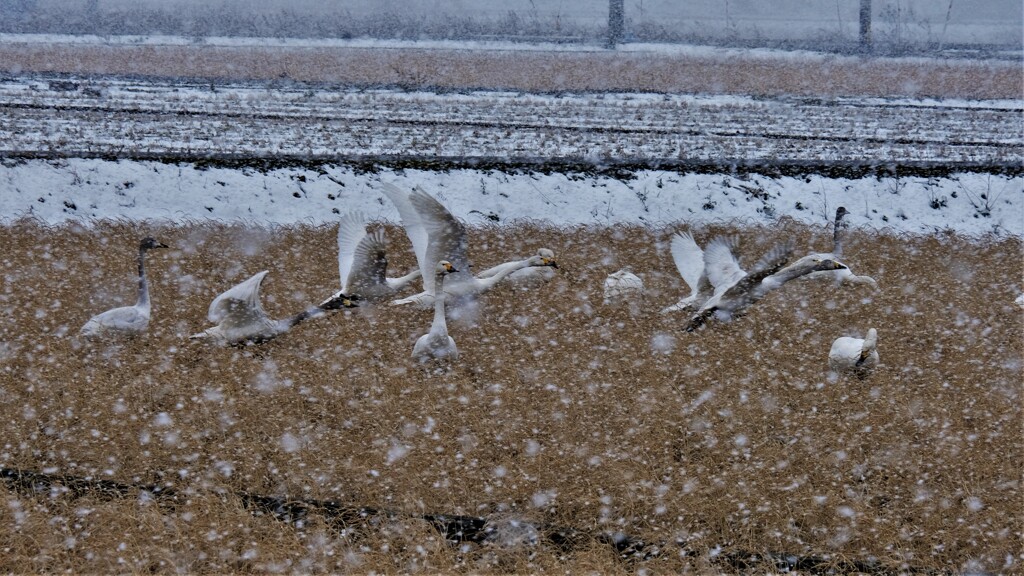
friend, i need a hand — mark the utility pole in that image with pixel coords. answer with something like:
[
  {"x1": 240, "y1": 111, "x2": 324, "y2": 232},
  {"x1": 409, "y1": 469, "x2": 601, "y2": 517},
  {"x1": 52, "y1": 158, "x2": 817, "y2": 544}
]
[
  {"x1": 607, "y1": 0, "x2": 624, "y2": 48},
  {"x1": 859, "y1": 0, "x2": 872, "y2": 52}
]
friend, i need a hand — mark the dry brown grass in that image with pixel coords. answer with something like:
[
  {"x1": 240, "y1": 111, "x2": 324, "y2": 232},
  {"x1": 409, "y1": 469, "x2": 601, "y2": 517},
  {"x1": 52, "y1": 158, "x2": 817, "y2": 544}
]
[
  {"x1": 0, "y1": 219, "x2": 1021, "y2": 573},
  {"x1": 0, "y1": 42, "x2": 1020, "y2": 99}
]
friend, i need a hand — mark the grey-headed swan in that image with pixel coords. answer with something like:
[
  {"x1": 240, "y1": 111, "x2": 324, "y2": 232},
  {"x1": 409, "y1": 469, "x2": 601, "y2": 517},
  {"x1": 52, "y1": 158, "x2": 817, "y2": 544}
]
[
  {"x1": 191, "y1": 270, "x2": 357, "y2": 345},
  {"x1": 80, "y1": 237, "x2": 168, "y2": 338},
  {"x1": 798, "y1": 206, "x2": 877, "y2": 288},
  {"x1": 686, "y1": 242, "x2": 847, "y2": 332}
]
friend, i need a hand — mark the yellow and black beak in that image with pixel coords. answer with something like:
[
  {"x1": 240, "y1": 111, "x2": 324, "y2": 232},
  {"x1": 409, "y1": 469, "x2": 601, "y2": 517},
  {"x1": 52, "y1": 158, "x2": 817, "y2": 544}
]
[
  {"x1": 322, "y1": 292, "x2": 360, "y2": 310},
  {"x1": 444, "y1": 262, "x2": 459, "y2": 274},
  {"x1": 544, "y1": 258, "x2": 559, "y2": 269}
]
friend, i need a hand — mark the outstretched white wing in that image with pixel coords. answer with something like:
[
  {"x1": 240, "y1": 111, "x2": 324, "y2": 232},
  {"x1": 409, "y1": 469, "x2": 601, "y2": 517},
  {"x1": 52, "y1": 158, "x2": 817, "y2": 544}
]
[
  {"x1": 407, "y1": 186, "x2": 473, "y2": 296},
  {"x1": 670, "y1": 231, "x2": 708, "y2": 297},
  {"x1": 336, "y1": 211, "x2": 370, "y2": 294},
  {"x1": 207, "y1": 270, "x2": 270, "y2": 329},
  {"x1": 381, "y1": 183, "x2": 435, "y2": 294},
  {"x1": 702, "y1": 236, "x2": 745, "y2": 295}
]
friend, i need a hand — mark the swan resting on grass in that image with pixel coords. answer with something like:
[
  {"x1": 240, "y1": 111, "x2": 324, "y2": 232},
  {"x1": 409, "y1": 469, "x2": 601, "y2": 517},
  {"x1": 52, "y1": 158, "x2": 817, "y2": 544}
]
[
  {"x1": 829, "y1": 328, "x2": 879, "y2": 377},
  {"x1": 476, "y1": 248, "x2": 560, "y2": 289},
  {"x1": 603, "y1": 267, "x2": 644, "y2": 305},
  {"x1": 80, "y1": 237, "x2": 168, "y2": 338},
  {"x1": 319, "y1": 211, "x2": 421, "y2": 307},
  {"x1": 382, "y1": 183, "x2": 558, "y2": 312},
  {"x1": 686, "y1": 241, "x2": 849, "y2": 332},
  {"x1": 413, "y1": 260, "x2": 459, "y2": 362},
  {"x1": 798, "y1": 206, "x2": 878, "y2": 289},
  {"x1": 191, "y1": 270, "x2": 358, "y2": 345}
]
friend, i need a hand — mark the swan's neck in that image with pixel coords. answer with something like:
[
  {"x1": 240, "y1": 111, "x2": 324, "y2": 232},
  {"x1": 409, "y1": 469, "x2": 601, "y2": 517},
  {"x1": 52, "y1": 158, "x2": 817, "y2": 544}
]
[
  {"x1": 432, "y1": 276, "x2": 449, "y2": 335},
  {"x1": 476, "y1": 258, "x2": 529, "y2": 290},
  {"x1": 136, "y1": 247, "x2": 151, "y2": 310},
  {"x1": 280, "y1": 307, "x2": 321, "y2": 332},
  {"x1": 761, "y1": 263, "x2": 815, "y2": 292},
  {"x1": 848, "y1": 274, "x2": 877, "y2": 288},
  {"x1": 833, "y1": 213, "x2": 847, "y2": 257},
  {"x1": 862, "y1": 330, "x2": 878, "y2": 355},
  {"x1": 387, "y1": 269, "x2": 422, "y2": 290}
]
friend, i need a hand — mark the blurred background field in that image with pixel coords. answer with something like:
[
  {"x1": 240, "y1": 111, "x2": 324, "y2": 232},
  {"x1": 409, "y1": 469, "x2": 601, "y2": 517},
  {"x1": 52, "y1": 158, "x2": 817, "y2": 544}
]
[{"x1": 2, "y1": 0, "x2": 1021, "y2": 56}]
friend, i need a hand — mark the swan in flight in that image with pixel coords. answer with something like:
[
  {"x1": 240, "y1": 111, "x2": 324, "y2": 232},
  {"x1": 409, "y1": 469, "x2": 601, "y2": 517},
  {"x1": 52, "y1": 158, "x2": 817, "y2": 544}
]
[
  {"x1": 798, "y1": 206, "x2": 877, "y2": 288},
  {"x1": 413, "y1": 260, "x2": 459, "y2": 362},
  {"x1": 318, "y1": 211, "x2": 421, "y2": 307},
  {"x1": 668, "y1": 234, "x2": 747, "y2": 314},
  {"x1": 190, "y1": 270, "x2": 358, "y2": 345},
  {"x1": 685, "y1": 240, "x2": 848, "y2": 332},
  {"x1": 603, "y1": 267, "x2": 644, "y2": 305},
  {"x1": 381, "y1": 183, "x2": 559, "y2": 311},
  {"x1": 80, "y1": 237, "x2": 168, "y2": 338},
  {"x1": 661, "y1": 231, "x2": 713, "y2": 313},
  {"x1": 829, "y1": 328, "x2": 879, "y2": 378}
]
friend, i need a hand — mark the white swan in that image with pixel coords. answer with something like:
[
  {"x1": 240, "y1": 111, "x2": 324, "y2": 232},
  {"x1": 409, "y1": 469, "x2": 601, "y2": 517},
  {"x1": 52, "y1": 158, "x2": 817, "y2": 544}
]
[
  {"x1": 381, "y1": 183, "x2": 558, "y2": 311},
  {"x1": 413, "y1": 260, "x2": 459, "y2": 362},
  {"x1": 675, "y1": 234, "x2": 750, "y2": 312},
  {"x1": 476, "y1": 248, "x2": 560, "y2": 288},
  {"x1": 798, "y1": 206, "x2": 878, "y2": 288},
  {"x1": 829, "y1": 328, "x2": 879, "y2": 377},
  {"x1": 603, "y1": 267, "x2": 644, "y2": 305},
  {"x1": 190, "y1": 270, "x2": 358, "y2": 345},
  {"x1": 318, "y1": 211, "x2": 421, "y2": 307},
  {"x1": 80, "y1": 237, "x2": 168, "y2": 338},
  {"x1": 686, "y1": 242, "x2": 848, "y2": 332},
  {"x1": 661, "y1": 231, "x2": 714, "y2": 313}
]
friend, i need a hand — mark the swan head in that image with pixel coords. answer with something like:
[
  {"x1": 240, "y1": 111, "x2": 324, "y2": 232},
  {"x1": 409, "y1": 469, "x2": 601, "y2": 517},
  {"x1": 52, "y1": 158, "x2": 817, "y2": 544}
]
[
  {"x1": 834, "y1": 206, "x2": 849, "y2": 223},
  {"x1": 814, "y1": 257, "x2": 847, "y2": 272},
  {"x1": 529, "y1": 249, "x2": 559, "y2": 269},
  {"x1": 139, "y1": 237, "x2": 169, "y2": 251},
  {"x1": 436, "y1": 260, "x2": 458, "y2": 276},
  {"x1": 321, "y1": 292, "x2": 361, "y2": 310},
  {"x1": 790, "y1": 254, "x2": 848, "y2": 273}
]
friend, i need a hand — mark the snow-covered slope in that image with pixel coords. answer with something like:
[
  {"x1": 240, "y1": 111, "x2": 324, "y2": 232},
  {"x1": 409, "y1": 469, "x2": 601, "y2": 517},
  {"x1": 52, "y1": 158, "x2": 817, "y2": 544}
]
[{"x1": 3, "y1": 160, "x2": 1020, "y2": 237}]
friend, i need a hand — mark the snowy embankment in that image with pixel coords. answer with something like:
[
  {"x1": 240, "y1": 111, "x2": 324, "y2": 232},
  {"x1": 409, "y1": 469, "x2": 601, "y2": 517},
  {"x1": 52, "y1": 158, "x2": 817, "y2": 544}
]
[{"x1": 3, "y1": 160, "x2": 1022, "y2": 237}]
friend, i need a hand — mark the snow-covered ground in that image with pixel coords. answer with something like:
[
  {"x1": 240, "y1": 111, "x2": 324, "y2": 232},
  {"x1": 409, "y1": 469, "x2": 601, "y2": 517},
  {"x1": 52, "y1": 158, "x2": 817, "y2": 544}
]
[
  {"x1": 1, "y1": 78, "x2": 1019, "y2": 162},
  {"x1": 0, "y1": 49, "x2": 1020, "y2": 237},
  {"x1": 3, "y1": 159, "x2": 1021, "y2": 237}
]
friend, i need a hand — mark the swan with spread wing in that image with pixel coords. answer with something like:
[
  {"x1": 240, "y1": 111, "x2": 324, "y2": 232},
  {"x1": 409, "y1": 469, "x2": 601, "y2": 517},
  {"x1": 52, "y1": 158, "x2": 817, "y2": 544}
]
[
  {"x1": 685, "y1": 238, "x2": 848, "y2": 332},
  {"x1": 319, "y1": 211, "x2": 421, "y2": 307},
  {"x1": 191, "y1": 270, "x2": 357, "y2": 345},
  {"x1": 380, "y1": 183, "x2": 558, "y2": 313}
]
